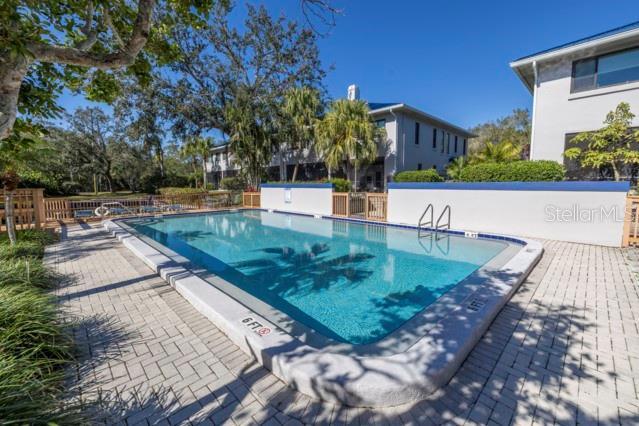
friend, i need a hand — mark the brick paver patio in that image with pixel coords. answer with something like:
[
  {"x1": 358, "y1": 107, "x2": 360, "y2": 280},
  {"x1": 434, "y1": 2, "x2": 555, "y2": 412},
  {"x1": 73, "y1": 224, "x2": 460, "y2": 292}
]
[{"x1": 45, "y1": 224, "x2": 639, "y2": 425}]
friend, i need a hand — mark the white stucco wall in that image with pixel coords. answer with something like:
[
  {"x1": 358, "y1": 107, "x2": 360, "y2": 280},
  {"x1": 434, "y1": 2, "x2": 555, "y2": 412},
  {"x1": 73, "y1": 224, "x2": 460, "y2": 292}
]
[
  {"x1": 260, "y1": 185, "x2": 333, "y2": 216},
  {"x1": 531, "y1": 57, "x2": 639, "y2": 162},
  {"x1": 387, "y1": 182, "x2": 629, "y2": 247}
]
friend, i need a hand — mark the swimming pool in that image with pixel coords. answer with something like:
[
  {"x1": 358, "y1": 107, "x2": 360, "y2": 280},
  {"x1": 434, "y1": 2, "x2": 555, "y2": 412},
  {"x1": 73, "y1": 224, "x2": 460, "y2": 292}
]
[
  {"x1": 126, "y1": 210, "x2": 509, "y2": 345},
  {"x1": 107, "y1": 209, "x2": 542, "y2": 407}
]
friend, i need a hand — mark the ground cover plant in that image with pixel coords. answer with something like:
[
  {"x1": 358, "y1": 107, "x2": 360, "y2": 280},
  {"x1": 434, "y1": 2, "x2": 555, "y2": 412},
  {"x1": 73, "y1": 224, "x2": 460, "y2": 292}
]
[{"x1": 0, "y1": 229, "x2": 80, "y2": 424}]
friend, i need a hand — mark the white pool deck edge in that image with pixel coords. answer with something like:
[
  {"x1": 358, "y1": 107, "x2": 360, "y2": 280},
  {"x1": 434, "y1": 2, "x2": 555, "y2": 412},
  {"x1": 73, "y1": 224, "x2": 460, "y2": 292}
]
[{"x1": 103, "y1": 214, "x2": 543, "y2": 408}]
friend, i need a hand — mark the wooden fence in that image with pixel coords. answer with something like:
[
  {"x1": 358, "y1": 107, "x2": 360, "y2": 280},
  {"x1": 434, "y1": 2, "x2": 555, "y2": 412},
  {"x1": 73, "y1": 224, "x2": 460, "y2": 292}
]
[
  {"x1": 623, "y1": 195, "x2": 639, "y2": 246},
  {"x1": 43, "y1": 192, "x2": 236, "y2": 223},
  {"x1": 0, "y1": 189, "x2": 45, "y2": 230},
  {"x1": 243, "y1": 192, "x2": 261, "y2": 208},
  {"x1": 365, "y1": 193, "x2": 388, "y2": 221},
  {"x1": 332, "y1": 193, "x2": 349, "y2": 216}
]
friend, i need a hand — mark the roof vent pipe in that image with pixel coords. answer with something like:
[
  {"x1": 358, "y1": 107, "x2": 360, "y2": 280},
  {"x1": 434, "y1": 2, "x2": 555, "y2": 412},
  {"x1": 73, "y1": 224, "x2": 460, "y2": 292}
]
[{"x1": 347, "y1": 84, "x2": 360, "y2": 101}]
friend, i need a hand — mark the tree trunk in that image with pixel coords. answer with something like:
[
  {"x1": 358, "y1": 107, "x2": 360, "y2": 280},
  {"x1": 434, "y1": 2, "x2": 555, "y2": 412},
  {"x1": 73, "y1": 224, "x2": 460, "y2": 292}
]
[
  {"x1": 0, "y1": 56, "x2": 30, "y2": 141},
  {"x1": 292, "y1": 162, "x2": 300, "y2": 182},
  {"x1": 202, "y1": 158, "x2": 208, "y2": 189},
  {"x1": 353, "y1": 165, "x2": 358, "y2": 192},
  {"x1": 327, "y1": 166, "x2": 332, "y2": 180},
  {"x1": 612, "y1": 162, "x2": 621, "y2": 181},
  {"x1": 4, "y1": 190, "x2": 16, "y2": 245},
  {"x1": 157, "y1": 147, "x2": 165, "y2": 178}
]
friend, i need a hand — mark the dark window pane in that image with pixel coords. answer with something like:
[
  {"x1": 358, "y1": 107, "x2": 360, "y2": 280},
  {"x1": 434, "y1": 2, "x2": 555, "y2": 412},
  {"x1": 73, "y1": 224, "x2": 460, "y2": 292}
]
[
  {"x1": 415, "y1": 122, "x2": 420, "y2": 144},
  {"x1": 572, "y1": 58, "x2": 597, "y2": 92},
  {"x1": 454, "y1": 136, "x2": 458, "y2": 152},
  {"x1": 432, "y1": 128, "x2": 437, "y2": 148},
  {"x1": 375, "y1": 119, "x2": 386, "y2": 128},
  {"x1": 598, "y1": 48, "x2": 639, "y2": 87},
  {"x1": 417, "y1": 163, "x2": 422, "y2": 170},
  {"x1": 463, "y1": 139, "x2": 467, "y2": 155}
]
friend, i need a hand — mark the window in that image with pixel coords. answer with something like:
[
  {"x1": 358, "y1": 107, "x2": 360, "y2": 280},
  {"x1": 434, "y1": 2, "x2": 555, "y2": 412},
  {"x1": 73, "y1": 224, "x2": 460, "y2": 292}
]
[
  {"x1": 462, "y1": 139, "x2": 467, "y2": 155},
  {"x1": 432, "y1": 128, "x2": 437, "y2": 149},
  {"x1": 571, "y1": 47, "x2": 639, "y2": 93},
  {"x1": 446, "y1": 133, "x2": 450, "y2": 154},
  {"x1": 375, "y1": 119, "x2": 386, "y2": 128},
  {"x1": 440, "y1": 132, "x2": 445, "y2": 153},
  {"x1": 454, "y1": 136, "x2": 458, "y2": 153},
  {"x1": 414, "y1": 122, "x2": 420, "y2": 145},
  {"x1": 417, "y1": 163, "x2": 422, "y2": 170}
]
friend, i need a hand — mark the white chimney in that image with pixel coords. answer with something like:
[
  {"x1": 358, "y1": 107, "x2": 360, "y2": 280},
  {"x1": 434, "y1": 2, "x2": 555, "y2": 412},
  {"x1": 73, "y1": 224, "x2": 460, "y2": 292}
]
[{"x1": 347, "y1": 84, "x2": 360, "y2": 101}]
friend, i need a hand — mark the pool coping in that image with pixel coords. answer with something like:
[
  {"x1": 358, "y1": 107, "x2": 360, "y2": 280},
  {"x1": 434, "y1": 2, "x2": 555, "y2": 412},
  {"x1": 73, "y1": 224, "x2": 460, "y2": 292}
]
[{"x1": 104, "y1": 209, "x2": 543, "y2": 407}]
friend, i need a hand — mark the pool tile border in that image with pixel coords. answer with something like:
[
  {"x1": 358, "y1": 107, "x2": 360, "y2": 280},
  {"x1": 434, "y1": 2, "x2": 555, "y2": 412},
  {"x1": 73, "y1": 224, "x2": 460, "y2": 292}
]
[{"x1": 104, "y1": 209, "x2": 543, "y2": 407}]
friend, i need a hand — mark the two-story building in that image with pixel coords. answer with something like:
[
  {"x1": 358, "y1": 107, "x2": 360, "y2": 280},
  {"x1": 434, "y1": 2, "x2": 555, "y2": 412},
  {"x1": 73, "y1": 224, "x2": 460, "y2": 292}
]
[
  {"x1": 208, "y1": 85, "x2": 474, "y2": 190},
  {"x1": 511, "y1": 21, "x2": 639, "y2": 178}
]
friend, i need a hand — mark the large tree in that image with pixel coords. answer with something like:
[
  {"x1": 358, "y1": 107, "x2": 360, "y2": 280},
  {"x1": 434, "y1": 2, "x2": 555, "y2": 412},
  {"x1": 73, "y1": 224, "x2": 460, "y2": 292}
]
[
  {"x1": 565, "y1": 102, "x2": 639, "y2": 181},
  {"x1": 469, "y1": 108, "x2": 531, "y2": 158},
  {"x1": 162, "y1": 4, "x2": 326, "y2": 155}
]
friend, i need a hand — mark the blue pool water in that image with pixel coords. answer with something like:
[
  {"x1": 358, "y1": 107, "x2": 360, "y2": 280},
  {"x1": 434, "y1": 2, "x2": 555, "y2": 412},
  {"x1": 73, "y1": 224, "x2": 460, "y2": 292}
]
[{"x1": 126, "y1": 210, "x2": 509, "y2": 345}]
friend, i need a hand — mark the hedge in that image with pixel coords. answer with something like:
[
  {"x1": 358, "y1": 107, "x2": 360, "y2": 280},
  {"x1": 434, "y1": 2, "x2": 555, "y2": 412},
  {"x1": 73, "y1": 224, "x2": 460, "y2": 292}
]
[
  {"x1": 220, "y1": 177, "x2": 247, "y2": 191},
  {"x1": 393, "y1": 169, "x2": 444, "y2": 183},
  {"x1": 327, "y1": 178, "x2": 351, "y2": 192},
  {"x1": 459, "y1": 160, "x2": 565, "y2": 182},
  {"x1": 264, "y1": 178, "x2": 352, "y2": 192},
  {"x1": 158, "y1": 187, "x2": 207, "y2": 195}
]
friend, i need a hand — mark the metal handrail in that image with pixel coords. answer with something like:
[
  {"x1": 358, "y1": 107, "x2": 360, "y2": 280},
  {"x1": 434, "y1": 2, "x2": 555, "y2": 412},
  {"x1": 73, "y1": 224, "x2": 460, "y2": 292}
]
[
  {"x1": 417, "y1": 203, "x2": 434, "y2": 237},
  {"x1": 436, "y1": 205, "x2": 451, "y2": 231}
]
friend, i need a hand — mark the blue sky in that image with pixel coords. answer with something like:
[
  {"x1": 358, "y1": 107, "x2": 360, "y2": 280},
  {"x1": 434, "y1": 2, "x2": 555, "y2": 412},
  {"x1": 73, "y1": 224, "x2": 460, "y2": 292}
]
[{"x1": 58, "y1": 0, "x2": 639, "y2": 130}]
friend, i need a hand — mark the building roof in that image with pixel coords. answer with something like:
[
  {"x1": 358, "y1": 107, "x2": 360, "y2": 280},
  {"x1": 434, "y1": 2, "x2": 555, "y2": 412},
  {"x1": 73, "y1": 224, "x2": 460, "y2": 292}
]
[
  {"x1": 368, "y1": 102, "x2": 475, "y2": 138},
  {"x1": 367, "y1": 102, "x2": 399, "y2": 110},
  {"x1": 513, "y1": 20, "x2": 639, "y2": 63},
  {"x1": 511, "y1": 20, "x2": 639, "y2": 92}
]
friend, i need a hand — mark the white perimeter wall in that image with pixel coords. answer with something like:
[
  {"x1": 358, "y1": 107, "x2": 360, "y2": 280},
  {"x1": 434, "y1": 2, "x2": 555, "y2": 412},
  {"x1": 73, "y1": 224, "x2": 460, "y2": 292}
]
[
  {"x1": 387, "y1": 184, "x2": 628, "y2": 247},
  {"x1": 260, "y1": 186, "x2": 333, "y2": 216}
]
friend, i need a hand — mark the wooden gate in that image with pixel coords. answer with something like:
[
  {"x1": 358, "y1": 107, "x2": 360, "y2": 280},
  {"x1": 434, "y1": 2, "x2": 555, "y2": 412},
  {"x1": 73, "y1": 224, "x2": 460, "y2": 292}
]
[
  {"x1": 332, "y1": 192, "x2": 387, "y2": 221},
  {"x1": 243, "y1": 192, "x2": 261, "y2": 208}
]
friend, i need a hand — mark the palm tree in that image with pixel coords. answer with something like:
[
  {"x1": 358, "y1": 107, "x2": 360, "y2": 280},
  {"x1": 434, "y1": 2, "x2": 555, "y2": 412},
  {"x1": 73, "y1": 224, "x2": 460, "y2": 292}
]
[
  {"x1": 315, "y1": 99, "x2": 383, "y2": 189},
  {"x1": 471, "y1": 140, "x2": 521, "y2": 164},
  {"x1": 281, "y1": 87, "x2": 322, "y2": 182},
  {"x1": 446, "y1": 156, "x2": 467, "y2": 180},
  {"x1": 181, "y1": 137, "x2": 214, "y2": 188},
  {"x1": 225, "y1": 90, "x2": 275, "y2": 189}
]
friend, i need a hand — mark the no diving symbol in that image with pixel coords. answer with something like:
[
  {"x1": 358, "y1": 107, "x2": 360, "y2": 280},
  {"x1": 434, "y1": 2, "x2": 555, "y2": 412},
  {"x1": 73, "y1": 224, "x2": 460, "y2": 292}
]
[{"x1": 241, "y1": 316, "x2": 272, "y2": 337}]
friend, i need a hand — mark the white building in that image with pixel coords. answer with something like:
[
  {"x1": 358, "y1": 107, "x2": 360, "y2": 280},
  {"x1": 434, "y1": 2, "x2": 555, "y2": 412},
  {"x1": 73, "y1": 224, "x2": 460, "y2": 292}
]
[
  {"x1": 208, "y1": 86, "x2": 473, "y2": 190},
  {"x1": 511, "y1": 21, "x2": 639, "y2": 178}
]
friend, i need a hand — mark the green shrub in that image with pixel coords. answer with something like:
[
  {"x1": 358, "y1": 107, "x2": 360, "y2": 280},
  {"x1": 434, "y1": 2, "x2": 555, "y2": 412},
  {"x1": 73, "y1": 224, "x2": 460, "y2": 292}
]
[
  {"x1": 17, "y1": 170, "x2": 62, "y2": 195},
  {"x1": 0, "y1": 258, "x2": 58, "y2": 289},
  {"x1": 327, "y1": 178, "x2": 351, "y2": 192},
  {"x1": 459, "y1": 160, "x2": 565, "y2": 182},
  {"x1": 0, "y1": 230, "x2": 56, "y2": 260},
  {"x1": 0, "y1": 285, "x2": 77, "y2": 424},
  {"x1": 61, "y1": 181, "x2": 82, "y2": 195},
  {"x1": 393, "y1": 169, "x2": 444, "y2": 183},
  {"x1": 220, "y1": 177, "x2": 247, "y2": 191},
  {"x1": 0, "y1": 229, "x2": 79, "y2": 423},
  {"x1": 158, "y1": 187, "x2": 207, "y2": 195}
]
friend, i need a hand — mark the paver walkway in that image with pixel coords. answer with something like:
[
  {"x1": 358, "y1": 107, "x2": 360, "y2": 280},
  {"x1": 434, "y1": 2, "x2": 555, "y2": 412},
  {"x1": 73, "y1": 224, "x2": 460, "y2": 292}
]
[{"x1": 45, "y1": 224, "x2": 639, "y2": 425}]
